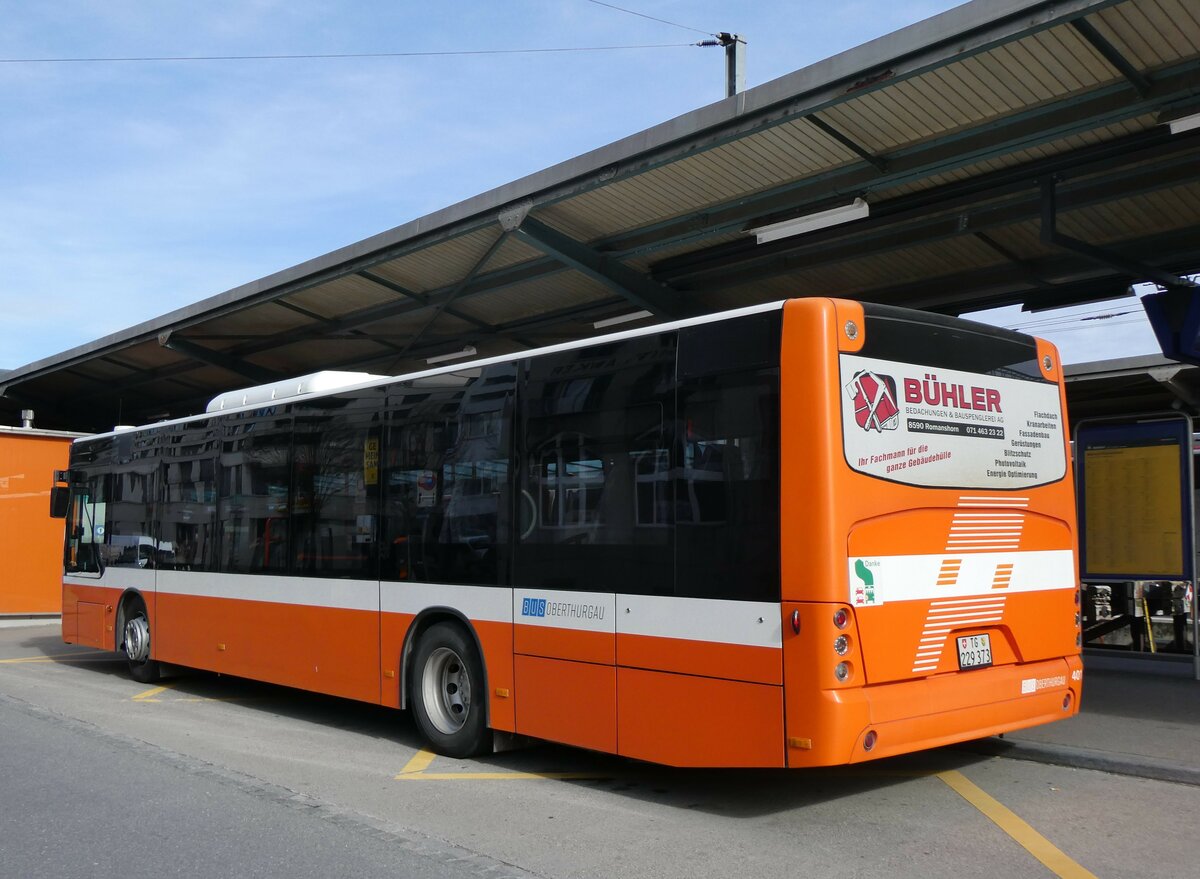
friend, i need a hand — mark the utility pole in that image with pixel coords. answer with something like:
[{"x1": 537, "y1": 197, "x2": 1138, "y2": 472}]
[
  {"x1": 719, "y1": 32, "x2": 745, "y2": 97},
  {"x1": 698, "y1": 32, "x2": 746, "y2": 97}
]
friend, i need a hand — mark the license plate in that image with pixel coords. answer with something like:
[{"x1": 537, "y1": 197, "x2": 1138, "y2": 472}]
[{"x1": 956, "y1": 633, "x2": 992, "y2": 670}]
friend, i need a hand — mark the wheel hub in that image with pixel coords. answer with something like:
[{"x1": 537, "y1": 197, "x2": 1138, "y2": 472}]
[
  {"x1": 421, "y1": 646, "x2": 471, "y2": 735},
  {"x1": 124, "y1": 614, "x2": 151, "y2": 662}
]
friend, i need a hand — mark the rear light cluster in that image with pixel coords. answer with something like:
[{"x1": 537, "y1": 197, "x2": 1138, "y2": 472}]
[
  {"x1": 832, "y1": 606, "x2": 856, "y2": 684},
  {"x1": 824, "y1": 606, "x2": 876, "y2": 752}
]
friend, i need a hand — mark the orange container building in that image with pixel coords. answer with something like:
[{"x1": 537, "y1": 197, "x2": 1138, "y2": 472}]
[{"x1": 0, "y1": 426, "x2": 78, "y2": 616}]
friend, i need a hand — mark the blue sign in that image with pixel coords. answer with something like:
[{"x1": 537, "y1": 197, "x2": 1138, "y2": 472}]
[{"x1": 521, "y1": 597, "x2": 547, "y2": 618}]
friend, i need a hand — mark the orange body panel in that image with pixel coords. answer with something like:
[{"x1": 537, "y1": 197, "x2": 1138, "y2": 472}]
[
  {"x1": 380, "y1": 610, "x2": 415, "y2": 709},
  {"x1": 617, "y1": 667, "x2": 784, "y2": 767},
  {"x1": 846, "y1": 508, "x2": 1072, "y2": 557},
  {"x1": 616, "y1": 632, "x2": 781, "y2": 685},
  {"x1": 1, "y1": 432, "x2": 72, "y2": 614},
  {"x1": 156, "y1": 592, "x2": 380, "y2": 703},
  {"x1": 515, "y1": 623, "x2": 613, "y2": 664},
  {"x1": 779, "y1": 298, "x2": 1081, "y2": 765},
  {"x1": 514, "y1": 654, "x2": 617, "y2": 752},
  {"x1": 475, "y1": 619, "x2": 516, "y2": 732},
  {"x1": 62, "y1": 582, "x2": 123, "y2": 649}
]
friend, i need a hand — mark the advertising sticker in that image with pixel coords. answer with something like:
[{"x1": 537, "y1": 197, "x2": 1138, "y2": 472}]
[{"x1": 840, "y1": 354, "x2": 1066, "y2": 490}]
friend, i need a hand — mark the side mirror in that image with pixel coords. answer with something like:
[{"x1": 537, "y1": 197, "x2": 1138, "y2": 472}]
[{"x1": 49, "y1": 485, "x2": 70, "y2": 519}]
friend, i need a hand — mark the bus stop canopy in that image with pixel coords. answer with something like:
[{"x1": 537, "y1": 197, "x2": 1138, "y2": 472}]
[{"x1": 4, "y1": 0, "x2": 1199, "y2": 432}]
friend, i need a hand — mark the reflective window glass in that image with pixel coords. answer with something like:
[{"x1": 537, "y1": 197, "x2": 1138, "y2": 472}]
[
  {"x1": 382, "y1": 366, "x2": 514, "y2": 585},
  {"x1": 217, "y1": 409, "x2": 293, "y2": 573}
]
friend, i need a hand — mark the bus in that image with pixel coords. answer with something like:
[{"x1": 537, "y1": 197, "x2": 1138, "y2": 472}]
[{"x1": 50, "y1": 298, "x2": 1082, "y2": 767}]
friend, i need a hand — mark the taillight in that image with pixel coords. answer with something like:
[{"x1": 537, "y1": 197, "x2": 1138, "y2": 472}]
[{"x1": 833, "y1": 608, "x2": 849, "y2": 629}]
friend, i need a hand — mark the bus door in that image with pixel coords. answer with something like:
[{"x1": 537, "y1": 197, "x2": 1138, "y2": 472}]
[
  {"x1": 513, "y1": 419, "x2": 619, "y2": 753},
  {"x1": 614, "y1": 317, "x2": 786, "y2": 767},
  {"x1": 511, "y1": 336, "x2": 677, "y2": 754}
]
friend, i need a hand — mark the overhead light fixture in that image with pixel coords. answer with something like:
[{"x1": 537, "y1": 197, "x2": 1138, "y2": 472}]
[
  {"x1": 425, "y1": 344, "x2": 477, "y2": 365},
  {"x1": 1166, "y1": 111, "x2": 1200, "y2": 135},
  {"x1": 593, "y1": 310, "x2": 653, "y2": 329},
  {"x1": 749, "y1": 197, "x2": 870, "y2": 244}
]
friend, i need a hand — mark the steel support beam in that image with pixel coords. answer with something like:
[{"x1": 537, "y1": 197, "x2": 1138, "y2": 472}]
[
  {"x1": 1038, "y1": 176, "x2": 1196, "y2": 291},
  {"x1": 806, "y1": 114, "x2": 888, "y2": 173},
  {"x1": 158, "y1": 332, "x2": 285, "y2": 384},
  {"x1": 656, "y1": 133, "x2": 1200, "y2": 290},
  {"x1": 860, "y1": 226, "x2": 1200, "y2": 313},
  {"x1": 393, "y1": 229, "x2": 513, "y2": 362},
  {"x1": 1071, "y1": 18, "x2": 1152, "y2": 97},
  {"x1": 510, "y1": 215, "x2": 687, "y2": 318}
]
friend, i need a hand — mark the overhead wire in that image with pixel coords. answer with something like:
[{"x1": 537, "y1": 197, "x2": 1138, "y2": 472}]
[
  {"x1": 581, "y1": 0, "x2": 716, "y2": 37},
  {"x1": 0, "y1": 44, "x2": 700, "y2": 64},
  {"x1": 1001, "y1": 307, "x2": 1145, "y2": 333},
  {"x1": 1010, "y1": 317, "x2": 1147, "y2": 334},
  {"x1": 1001, "y1": 314, "x2": 1147, "y2": 333}
]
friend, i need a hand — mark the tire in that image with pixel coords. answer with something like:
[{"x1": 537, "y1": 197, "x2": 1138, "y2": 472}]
[
  {"x1": 121, "y1": 599, "x2": 161, "y2": 684},
  {"x1": 410, "y1": 622, "x2": 490, "y2": 758}
]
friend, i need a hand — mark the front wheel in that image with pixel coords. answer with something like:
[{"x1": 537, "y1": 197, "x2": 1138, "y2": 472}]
[
  {"x1": 122, "y1": 602, "x2": 161, "y2": 684},
  {"x1": 410, "y1": 622, "x2": 490, "y2": 757}
]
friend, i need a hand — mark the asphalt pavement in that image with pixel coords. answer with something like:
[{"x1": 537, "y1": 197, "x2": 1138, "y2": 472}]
[
  {"x1": 968, "y1": 652, "x2": 1200, "y2": 787},
  {"x1": 4, "y1": 615, "x2": 1197, "y2": 788}
]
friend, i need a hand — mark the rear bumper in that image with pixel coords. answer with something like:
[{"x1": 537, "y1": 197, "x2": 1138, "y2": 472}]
[{"x1": 788, "y1": 654, "x2": 1082, "y2": 767}]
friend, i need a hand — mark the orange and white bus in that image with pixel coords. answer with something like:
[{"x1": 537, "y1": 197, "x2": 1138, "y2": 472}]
[{"x1": 51, "y1": 298, "x2": 1082, "y2": 767}]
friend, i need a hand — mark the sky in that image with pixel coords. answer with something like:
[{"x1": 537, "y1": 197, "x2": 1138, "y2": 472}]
[{"x1": 0, "y1": 0, "x2": 1167, "y2": 374}]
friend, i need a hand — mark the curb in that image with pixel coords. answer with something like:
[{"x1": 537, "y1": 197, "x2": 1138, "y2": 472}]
[
  {"x1": 961, "y1": 737, "x2": 1200, "y2": 787},
  {"x1": 0, "y1": 618, "x2": 61, "y2": 629}
]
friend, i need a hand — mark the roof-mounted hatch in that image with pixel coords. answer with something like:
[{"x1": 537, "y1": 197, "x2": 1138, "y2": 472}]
[{"x1": 205, "y1": 371, "x2": 388, "y2": 412}]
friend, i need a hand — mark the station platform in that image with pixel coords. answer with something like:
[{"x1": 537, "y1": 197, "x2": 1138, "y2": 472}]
[{"x1": 969, "y1": 653, "x2": 1200, "y2": 786}]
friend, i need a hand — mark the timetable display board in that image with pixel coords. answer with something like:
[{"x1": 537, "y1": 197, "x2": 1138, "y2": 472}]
[{"x1": 1076, "y1": 417, "x2": 1194, "y2": 581}]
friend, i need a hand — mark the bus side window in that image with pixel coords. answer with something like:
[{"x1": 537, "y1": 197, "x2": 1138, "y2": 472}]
[
  {"x1": 515, "y1": 334, "x2": 676, "y2": 595},
  {"x1": 160, "y1": 421, "x2": 218, "y2": 572},
  {"x1": 676, "y1": 315, "x2": 781, "y2": 603},
  {"x1": 291, "y1": 391, "x2": 383, "y2": 580},
  {"x1": 107, "y1": 430, "x2": 160, "y2": 569},
  {"x1": 65, "y1": 473, "x2": 108, "y2": 576},
  {"x1": 382, "y1": 364, "x2": 514, "y2": 586},
  {"x1": 218, "y1": 410, "x2": 293, "y2": 574}
]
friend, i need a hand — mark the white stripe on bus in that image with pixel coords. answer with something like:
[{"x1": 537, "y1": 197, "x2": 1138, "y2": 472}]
[{"x1": 76, "y1": 572, "x2": 782, "y2": 649}]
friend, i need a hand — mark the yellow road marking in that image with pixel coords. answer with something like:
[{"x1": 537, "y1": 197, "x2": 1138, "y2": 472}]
[
  {"x1": 0, "y1": 650, "x2": 109, "y2": 664},
  {"x1": 398, "y1": 749, "x2": 437, "y2": 775},
  {"x1": 127, "y1": 685, "x2": 257, "y2": 704},
  {"x1": 131, "y1": 684, "x2": 172, "y2": 702},
  {"x1": 938, "y1": 770, "x2": 1098, "y2": 879},
  {"x1": 395, "y1": 748, "x2": 606, "y2": 781},
  {"x1": 402, "y1": 770, "x2": 606, "y2": 780}
]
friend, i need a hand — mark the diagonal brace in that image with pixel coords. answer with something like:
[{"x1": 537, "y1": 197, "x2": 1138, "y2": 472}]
[
  {"x1": 1039, "y1": 177, "x2": 1194, "y2": 291},
  {"x1": 158, "y1": 331, "x2": 285, "y2": 384},
  {"x1": 1071, "y1": 19, "x2": 1152, "y2": 98},
  {"x1": 511, "y1": 214, "x2": 685, "y2": 318}
]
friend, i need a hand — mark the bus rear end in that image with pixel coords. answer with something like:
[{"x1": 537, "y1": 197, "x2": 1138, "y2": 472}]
[{"x1": 780, "y1": 299, "x2": 1081, "y2": 767}]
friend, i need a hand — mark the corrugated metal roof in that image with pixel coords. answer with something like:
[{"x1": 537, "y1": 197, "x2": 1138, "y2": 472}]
[{"x1": 4, "y1": 0, "x2": 1200, "y2": 431}]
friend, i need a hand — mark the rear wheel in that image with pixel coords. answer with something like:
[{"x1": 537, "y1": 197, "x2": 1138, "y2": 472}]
[
  {"x1": 121, "y1": 599, "x2": 161, "y2": 684},
  {"x1": 410, "y1": 622, "x2": 490, "y2": 757}
]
